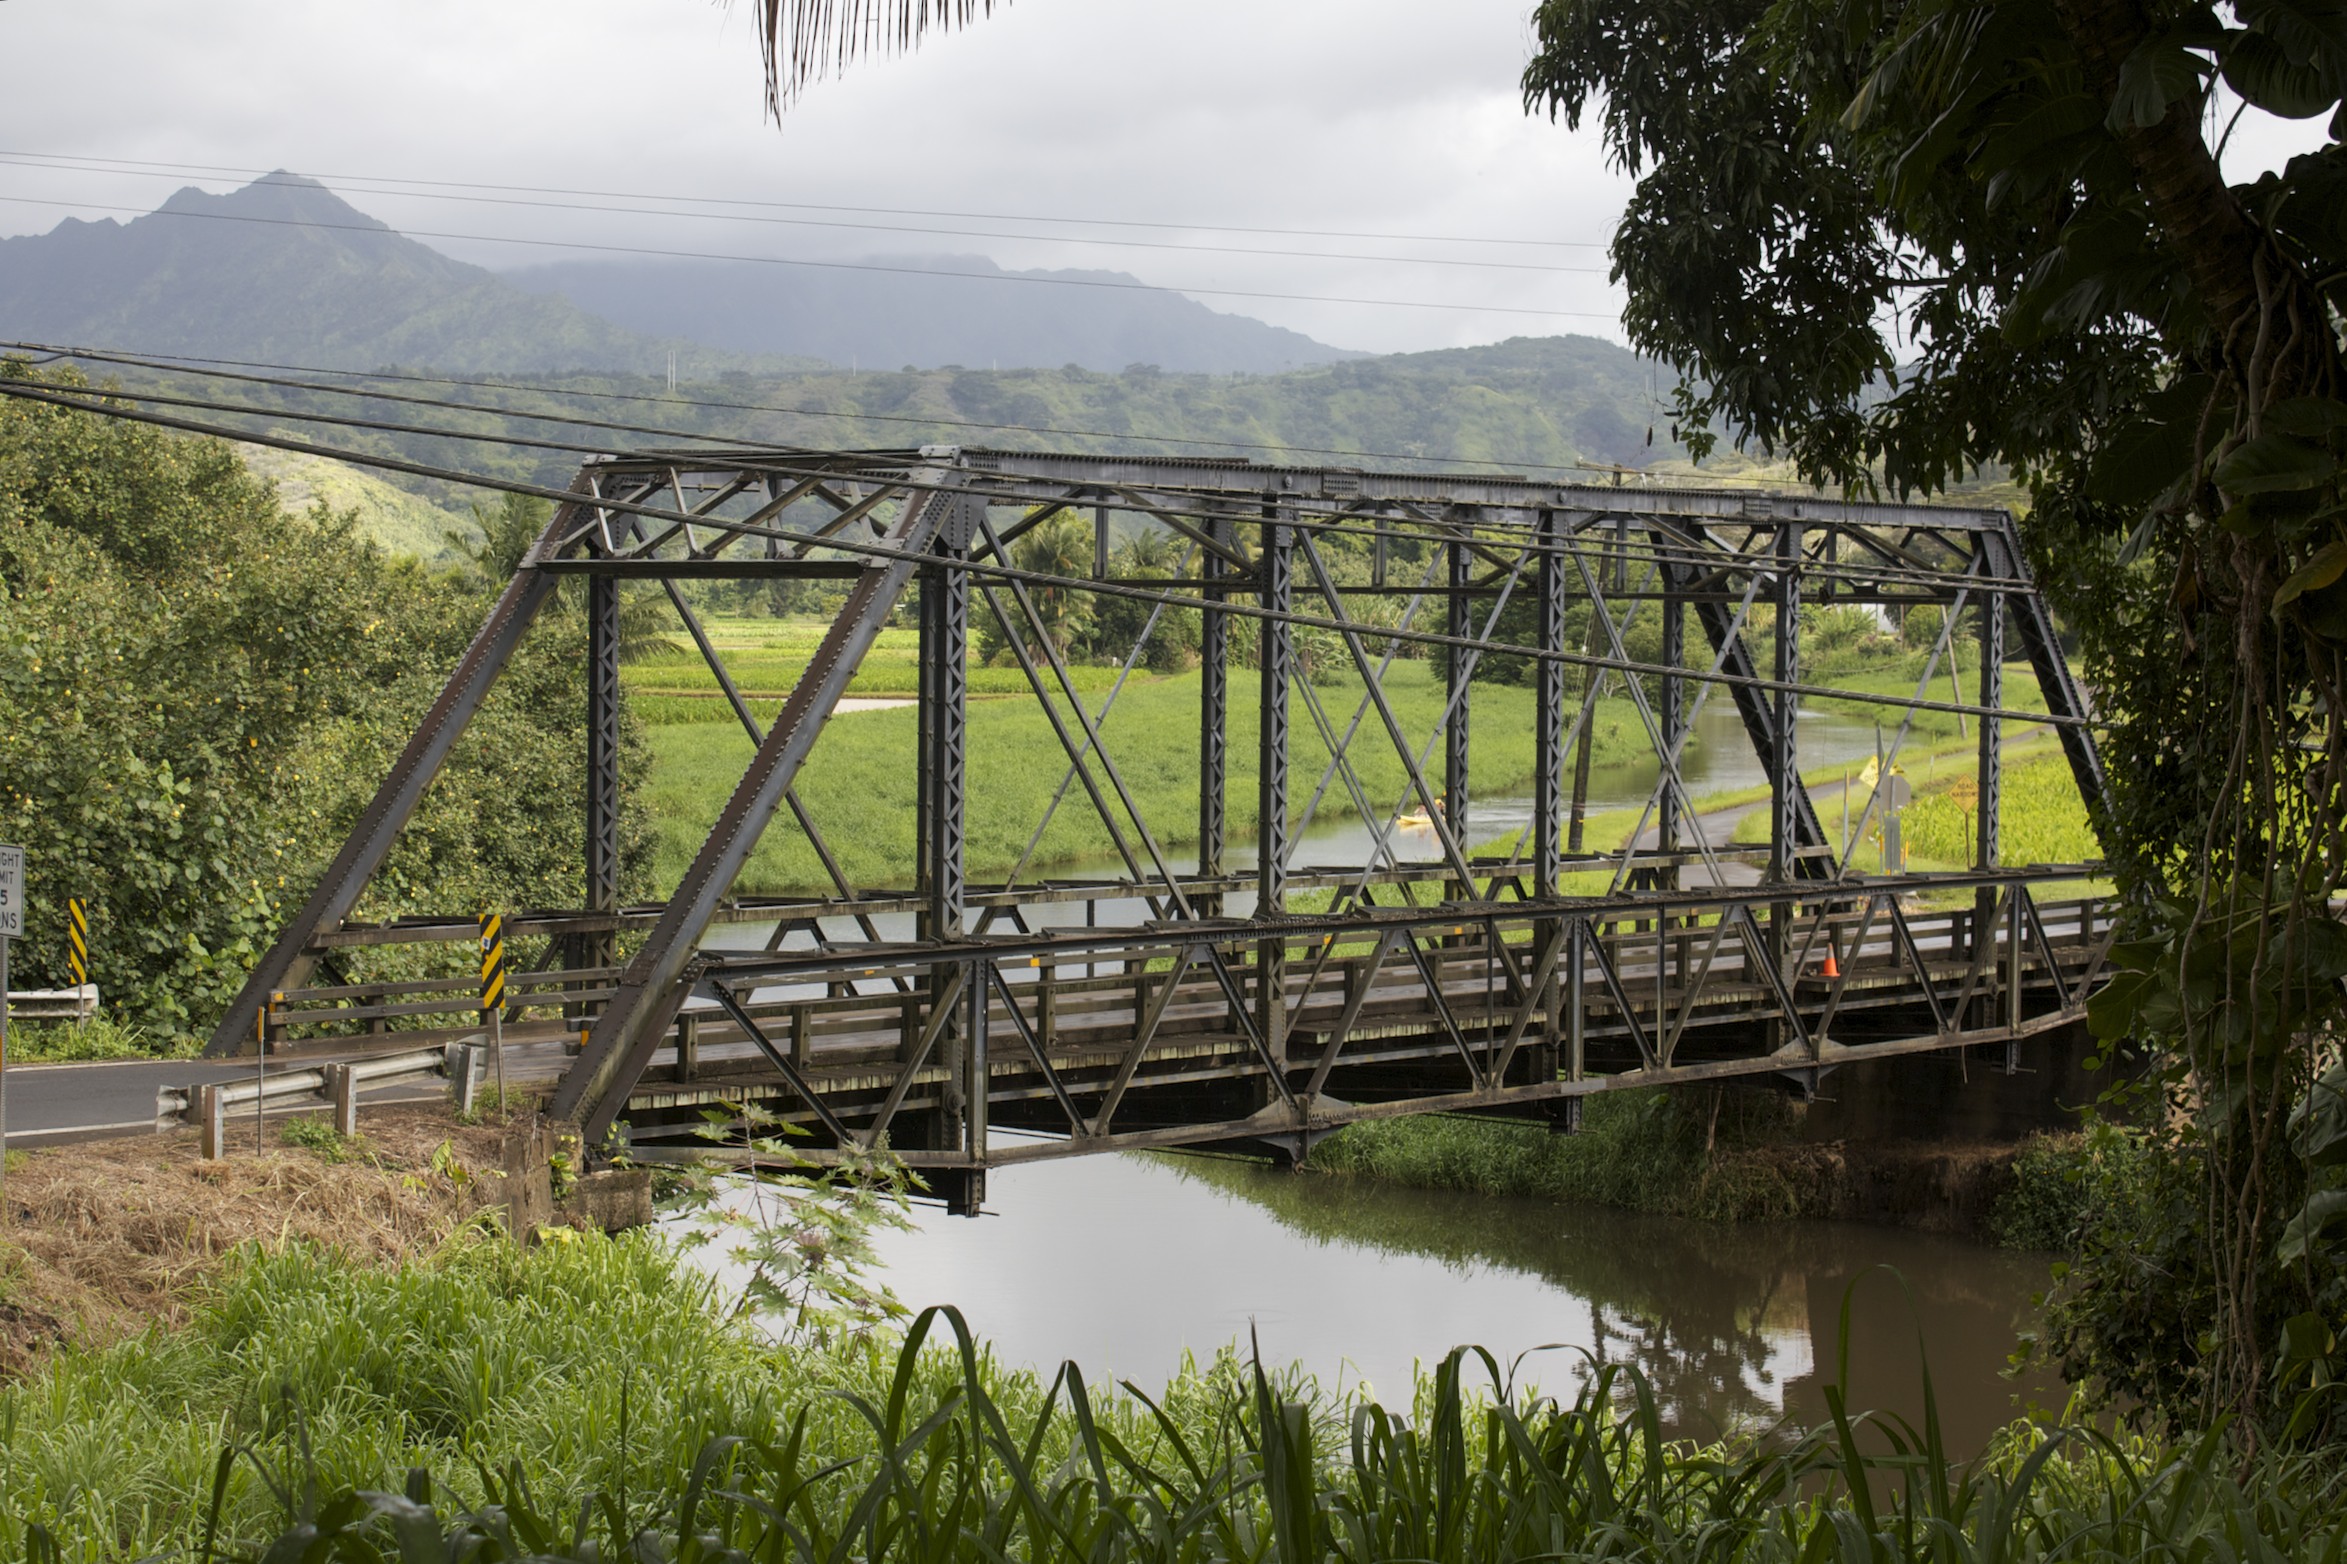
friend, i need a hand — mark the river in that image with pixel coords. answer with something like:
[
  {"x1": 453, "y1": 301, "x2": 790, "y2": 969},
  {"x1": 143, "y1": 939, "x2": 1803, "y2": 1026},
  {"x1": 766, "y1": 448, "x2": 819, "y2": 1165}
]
[
  {"x1": 691, "y1": 695, "x2": 2060, "y2": 1451},
  {"x1": 848, "y1": 1142, "x2": 2063, "y2": 1455}
]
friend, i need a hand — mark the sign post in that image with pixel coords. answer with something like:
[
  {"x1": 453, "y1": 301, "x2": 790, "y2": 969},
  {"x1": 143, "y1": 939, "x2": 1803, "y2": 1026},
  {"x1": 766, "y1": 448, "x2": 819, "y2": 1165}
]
[
  {"x1": 65, "y1": 898, "x2": 87, "y2": 1028},
  {"x1": 0, "y1": 845, "x2": 22, "y2": 1220},
  {"x1": 479, "y1": 912, "x2": 507, "y2": 1110}
]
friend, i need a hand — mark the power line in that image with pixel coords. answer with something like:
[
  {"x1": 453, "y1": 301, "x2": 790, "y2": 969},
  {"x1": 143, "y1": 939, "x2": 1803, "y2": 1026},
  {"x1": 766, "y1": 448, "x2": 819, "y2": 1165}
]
[
  {"x1": 0, "y1": 363, "x2": 2019, "y2": 597},
  {"x1": 0, "y1": 156, "x2": 1609, "y2": 276},
  {"x1": 18, "y1": 339, "x2": 1642, "y2": 479},
  {"x1": 0, "y1": 148, "x2": 1612, "y2": 250},
  {"x1": 0, "y1": 195, "x2": 1619, "y2": 322},
  {"x1": 0, "y1": 374, "x2": 2049, "y2": 725}
]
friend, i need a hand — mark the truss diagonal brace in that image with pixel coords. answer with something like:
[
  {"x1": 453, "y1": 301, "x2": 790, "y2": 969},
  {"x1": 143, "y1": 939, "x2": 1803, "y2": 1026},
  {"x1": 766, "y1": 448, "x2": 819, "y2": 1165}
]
[
  {"x1": 1670, "y1": 545, "x2": 1832, "y2": 878},
  {"x1": 203, "y1": 502, "x2": 579, "y2": 1056},
  {"x1": 550, "y1": 487, "x2": 952, "y2": 1140}
]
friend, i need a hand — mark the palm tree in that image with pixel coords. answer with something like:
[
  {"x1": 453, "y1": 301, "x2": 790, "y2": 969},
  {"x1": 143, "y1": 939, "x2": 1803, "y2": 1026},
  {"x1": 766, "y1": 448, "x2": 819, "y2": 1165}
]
[{"x1": 748, "y1": 0, "x2": 1005, "y2": 110}]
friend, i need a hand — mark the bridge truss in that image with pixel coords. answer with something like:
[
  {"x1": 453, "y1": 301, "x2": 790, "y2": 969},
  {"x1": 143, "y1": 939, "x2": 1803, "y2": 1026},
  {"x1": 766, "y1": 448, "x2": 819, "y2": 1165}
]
[{"x1": 207, "y1": 447, "x2": 2114, "y2": 1208}]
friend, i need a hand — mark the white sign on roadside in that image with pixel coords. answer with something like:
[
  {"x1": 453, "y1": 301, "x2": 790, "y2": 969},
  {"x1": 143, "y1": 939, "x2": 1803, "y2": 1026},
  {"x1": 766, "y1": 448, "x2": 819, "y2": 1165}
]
[{"x1": 0, "y1": 844, "x2": 21, "y2": 938}]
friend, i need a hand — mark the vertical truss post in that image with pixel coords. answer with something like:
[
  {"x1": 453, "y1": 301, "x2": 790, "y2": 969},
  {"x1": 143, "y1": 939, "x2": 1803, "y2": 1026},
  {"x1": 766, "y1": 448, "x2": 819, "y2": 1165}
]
[
  {"x1": 1198, "y1": 516, "x2": 1230, "y2": 918},
  {"x1": 1678, "y1": 555, "x2": 1831, "y2": 878},
  {"x1": 1565, "y1": 918, "x2": 1586, "y2": 1081},
  {"x1": 1976, "y1": 580, "x2": 2005, "y2": 987},
  {"x1": 1257, "y1": 510, "x2": 1293, "y2": 1066},
  {"x1": 922, "y1": 502, "x2": 972, "y2": 944},
  {"x1": 1657, "y1": 545, "x2": 1686, "y2": 890},
  {"x1": 584, "y1": 573, "x2": 623, "y2": 973},
  {"x1": 919, "y1": 498, "x2": 972, "y2": 1124},
  {"x1": 1770, "y1": 523, "x2": 1803, "y2": 884},
  {"x1": 1770, "y1": 524, "x2": 1802, "y2": 1003},
  {"x1": 1977, "y1": 588, "x2": 2005, "y2": 872},
  {"x1": 1533, "y1": 510, "x2": 1566, "y2": 900},
  {"x1": 1445, "y1": 529, "x2": 1473, "y2": 896},
  {"x1": 953, "y1": 956, "x2": 989, "y2": 1217},
  {"x1": 1532, "y1": 509, "x2": 1568, "y2": 1071}
]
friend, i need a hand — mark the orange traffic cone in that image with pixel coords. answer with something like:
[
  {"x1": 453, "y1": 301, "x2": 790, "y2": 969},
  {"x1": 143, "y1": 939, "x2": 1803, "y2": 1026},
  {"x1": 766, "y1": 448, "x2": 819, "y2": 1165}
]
[{"x1": 1822, "y1": 951, "x2": 1841, "y2": 979}]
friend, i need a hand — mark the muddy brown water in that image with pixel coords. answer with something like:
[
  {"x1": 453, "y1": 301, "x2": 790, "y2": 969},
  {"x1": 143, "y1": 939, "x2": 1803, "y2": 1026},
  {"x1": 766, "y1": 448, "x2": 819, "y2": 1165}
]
[{"x1": 850, "y1": 1144, "x2": 2067, "y2": 1456}]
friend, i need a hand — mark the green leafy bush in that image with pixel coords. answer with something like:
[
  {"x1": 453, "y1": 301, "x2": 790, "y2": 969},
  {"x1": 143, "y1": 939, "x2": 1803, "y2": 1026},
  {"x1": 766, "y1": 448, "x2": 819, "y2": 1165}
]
[
  {"x1": 1991, "y1": 1132, "x2": 2098, "y2": 1252},
  {"x1": 0, "y1": 363, "x2": 653, "y2": 1031},
  {"x1": 1309, "y1": 1088, "x2": 1806, "y2": 1222}
]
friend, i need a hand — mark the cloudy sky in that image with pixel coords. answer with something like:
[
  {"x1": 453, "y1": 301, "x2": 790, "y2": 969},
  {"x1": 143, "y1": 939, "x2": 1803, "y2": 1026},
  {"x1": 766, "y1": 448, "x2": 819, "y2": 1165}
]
[{"x1": 0, "y1": 1, "x2": 2330, "y2": 357}]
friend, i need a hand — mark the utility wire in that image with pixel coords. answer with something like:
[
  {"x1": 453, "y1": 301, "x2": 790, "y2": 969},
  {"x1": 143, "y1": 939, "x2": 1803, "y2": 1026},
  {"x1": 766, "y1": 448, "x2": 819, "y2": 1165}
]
[
  {"x1": 0, "y1": 376, "x2": 2052, "y2": 689},
  {"x1": 0, "y1": 155, "x2": 1608, "y2": 275},
  {"x1": 18, "y1": 340, "x2": 1699, "y2": 486},
  {"x1": 7, "y1": 364, "x2": 2015, "y2": 594},
  {"x1": 0, "y1": 195, "x2": 1619, "y2": 322},
  {"x1": 0, "y1": 148, "x2": 1612, "y2": 250}
]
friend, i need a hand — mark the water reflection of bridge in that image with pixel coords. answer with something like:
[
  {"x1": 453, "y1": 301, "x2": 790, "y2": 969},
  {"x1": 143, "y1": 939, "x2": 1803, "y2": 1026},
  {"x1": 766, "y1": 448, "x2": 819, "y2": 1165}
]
[{"x1": 208, "y1": 449, "x2": 2111, "y2": 1207}]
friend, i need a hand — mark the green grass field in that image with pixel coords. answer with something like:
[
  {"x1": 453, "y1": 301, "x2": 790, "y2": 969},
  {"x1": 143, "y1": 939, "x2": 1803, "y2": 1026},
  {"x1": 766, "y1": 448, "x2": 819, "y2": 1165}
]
[
  {"x1": 628, "y1": 618, "x2": 2096, "y2": 896},
  {"x1": 641, "y1": 656, "x2": 1658, "y2": 893},
  {"x1": 628, "y1": 623, "x2": 1126, "y2": 724}
]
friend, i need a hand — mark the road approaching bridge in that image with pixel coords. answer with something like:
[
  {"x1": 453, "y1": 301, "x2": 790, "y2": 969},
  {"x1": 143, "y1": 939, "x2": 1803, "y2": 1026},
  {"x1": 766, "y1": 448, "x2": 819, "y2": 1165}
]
[{"x1": 205, "y1": 448, "x2": 2110, "y2": 1210}]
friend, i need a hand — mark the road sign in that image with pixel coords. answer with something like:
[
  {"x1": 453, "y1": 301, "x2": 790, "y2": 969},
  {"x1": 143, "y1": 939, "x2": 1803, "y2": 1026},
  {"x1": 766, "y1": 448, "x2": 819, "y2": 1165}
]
[
  {"x1": 66, "y1": 897, "x2": 87, "y2": 986},
  {"x1": 0, "y1": 845, "x2": 20, "y2": 938},
  {"x1": 478, "y1": 911, "x2": 507, "y2": 1015}
]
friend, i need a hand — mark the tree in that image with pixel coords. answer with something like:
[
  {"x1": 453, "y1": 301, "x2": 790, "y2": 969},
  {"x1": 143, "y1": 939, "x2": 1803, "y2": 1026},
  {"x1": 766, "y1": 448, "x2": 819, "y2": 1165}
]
[
  {"x1": 1522, "y1": 0, "x2": 2347, "y2": 1431},
  {"x1": 0, "y1": 363, "x2": 653, "y2": 1034}
]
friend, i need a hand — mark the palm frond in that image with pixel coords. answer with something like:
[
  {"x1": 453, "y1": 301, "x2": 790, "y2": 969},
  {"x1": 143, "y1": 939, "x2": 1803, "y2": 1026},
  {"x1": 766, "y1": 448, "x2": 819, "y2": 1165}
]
[{"x1": 749, "y1": 0, "x2": 1003, "y2": 111}]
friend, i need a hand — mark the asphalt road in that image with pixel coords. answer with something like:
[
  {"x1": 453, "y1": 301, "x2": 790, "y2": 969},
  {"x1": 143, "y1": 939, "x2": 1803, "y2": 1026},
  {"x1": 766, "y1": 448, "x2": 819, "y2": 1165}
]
[{"x1": 0, "y1": 1039, "x2": 573, "y2": 1146}]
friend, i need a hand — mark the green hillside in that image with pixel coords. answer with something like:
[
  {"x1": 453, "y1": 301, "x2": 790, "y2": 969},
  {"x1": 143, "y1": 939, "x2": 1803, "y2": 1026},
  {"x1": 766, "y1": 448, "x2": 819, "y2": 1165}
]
[
  {"x1": 236, "y1": 443, "x2": 480, "y2": 559},
  {"x1": 150, "y1": 334, "x2": 1684, "y2": 511}
]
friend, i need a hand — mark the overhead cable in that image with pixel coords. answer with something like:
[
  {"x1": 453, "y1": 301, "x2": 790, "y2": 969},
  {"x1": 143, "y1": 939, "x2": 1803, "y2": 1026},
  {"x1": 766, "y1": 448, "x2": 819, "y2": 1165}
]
[
  {"x1": 0, "y1": 155, "x2": 1607, "y2": 274},
  {"x1": 0, "y1": 148, "x2": 1612, "y2": 250},
  {"x1": 0, "y1": 375, "x2": 2056, "y2": 718},
  {"x1": 0, "y1": 195, "x2": 1619, "y2": 322}
]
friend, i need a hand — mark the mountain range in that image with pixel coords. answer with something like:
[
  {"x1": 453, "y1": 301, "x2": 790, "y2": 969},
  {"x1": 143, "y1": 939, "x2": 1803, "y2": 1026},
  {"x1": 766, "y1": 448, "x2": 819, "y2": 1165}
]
[
  {"x1": 0, "y1": 173, "x2": 1688, "y2": 550},
  {"x1": 0, "y1": 173, "x2": 1359, "y2": 376}
]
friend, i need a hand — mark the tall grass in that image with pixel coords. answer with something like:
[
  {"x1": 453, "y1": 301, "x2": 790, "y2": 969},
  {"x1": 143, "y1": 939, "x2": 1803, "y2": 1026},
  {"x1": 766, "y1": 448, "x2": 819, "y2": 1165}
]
[
  {"x1": 1901, "y1": 752, "x2": 2100, "y2": 867},
  {"x1": 8, "y1": 1233, "x2": 2343, "y2": 1563}
]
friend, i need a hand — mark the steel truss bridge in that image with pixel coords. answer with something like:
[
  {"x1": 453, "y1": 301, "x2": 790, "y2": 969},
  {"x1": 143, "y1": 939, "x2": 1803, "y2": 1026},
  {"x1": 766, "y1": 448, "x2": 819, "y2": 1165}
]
[{"x1": 206, "y1": 447, "x2": 2114, "y2": 1210}]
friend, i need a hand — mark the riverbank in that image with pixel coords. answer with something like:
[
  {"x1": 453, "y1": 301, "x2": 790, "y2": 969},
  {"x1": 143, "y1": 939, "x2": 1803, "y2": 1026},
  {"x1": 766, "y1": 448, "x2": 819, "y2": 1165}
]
[
  {"x1": 0, "y1": 1106, "x2": 628, "y2": 1375},
  {"x1": 1305, "y1": 1094, "x2": 2061, "y2": 1240},
  {"x1": 3, "y1": 1208, "x2": 2337, "y2": 1564}
]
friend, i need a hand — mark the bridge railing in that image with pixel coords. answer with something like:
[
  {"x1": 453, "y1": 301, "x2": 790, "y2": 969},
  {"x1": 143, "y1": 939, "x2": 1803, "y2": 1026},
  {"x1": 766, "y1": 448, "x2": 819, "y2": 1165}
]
[{"x1": 601, "y1": 870, "x2": 2114, "y2": 1166}]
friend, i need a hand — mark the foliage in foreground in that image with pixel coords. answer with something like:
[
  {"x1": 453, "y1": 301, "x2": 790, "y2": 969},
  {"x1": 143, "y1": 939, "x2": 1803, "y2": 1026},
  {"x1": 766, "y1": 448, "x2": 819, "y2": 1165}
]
[{"x1": 10, "y1": 1235, "x2": 2347, "y2": 1564}]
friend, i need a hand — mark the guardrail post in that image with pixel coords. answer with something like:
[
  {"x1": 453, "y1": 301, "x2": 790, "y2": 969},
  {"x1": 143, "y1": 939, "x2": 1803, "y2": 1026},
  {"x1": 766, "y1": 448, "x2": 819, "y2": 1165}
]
[
  {"x1": 197, "y1": 1083, "x2": 225, "y2": 1160},
  {"x1": 446, "y1": 1042, "x2": 482, "y2": 1116},
  {"x1": 326, "y1": 1062, "x2": 358, "y2": 1137}
]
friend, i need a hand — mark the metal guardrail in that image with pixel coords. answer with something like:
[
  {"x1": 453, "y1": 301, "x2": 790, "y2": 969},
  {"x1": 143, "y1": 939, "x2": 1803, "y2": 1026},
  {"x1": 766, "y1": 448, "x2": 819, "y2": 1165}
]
[
  {"x1": 3, "y1": 983, "x2": 100, "y2": 1022},
  {"x1": 157, "y1": 1041, "x2": 490, "y2": 1157}
]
